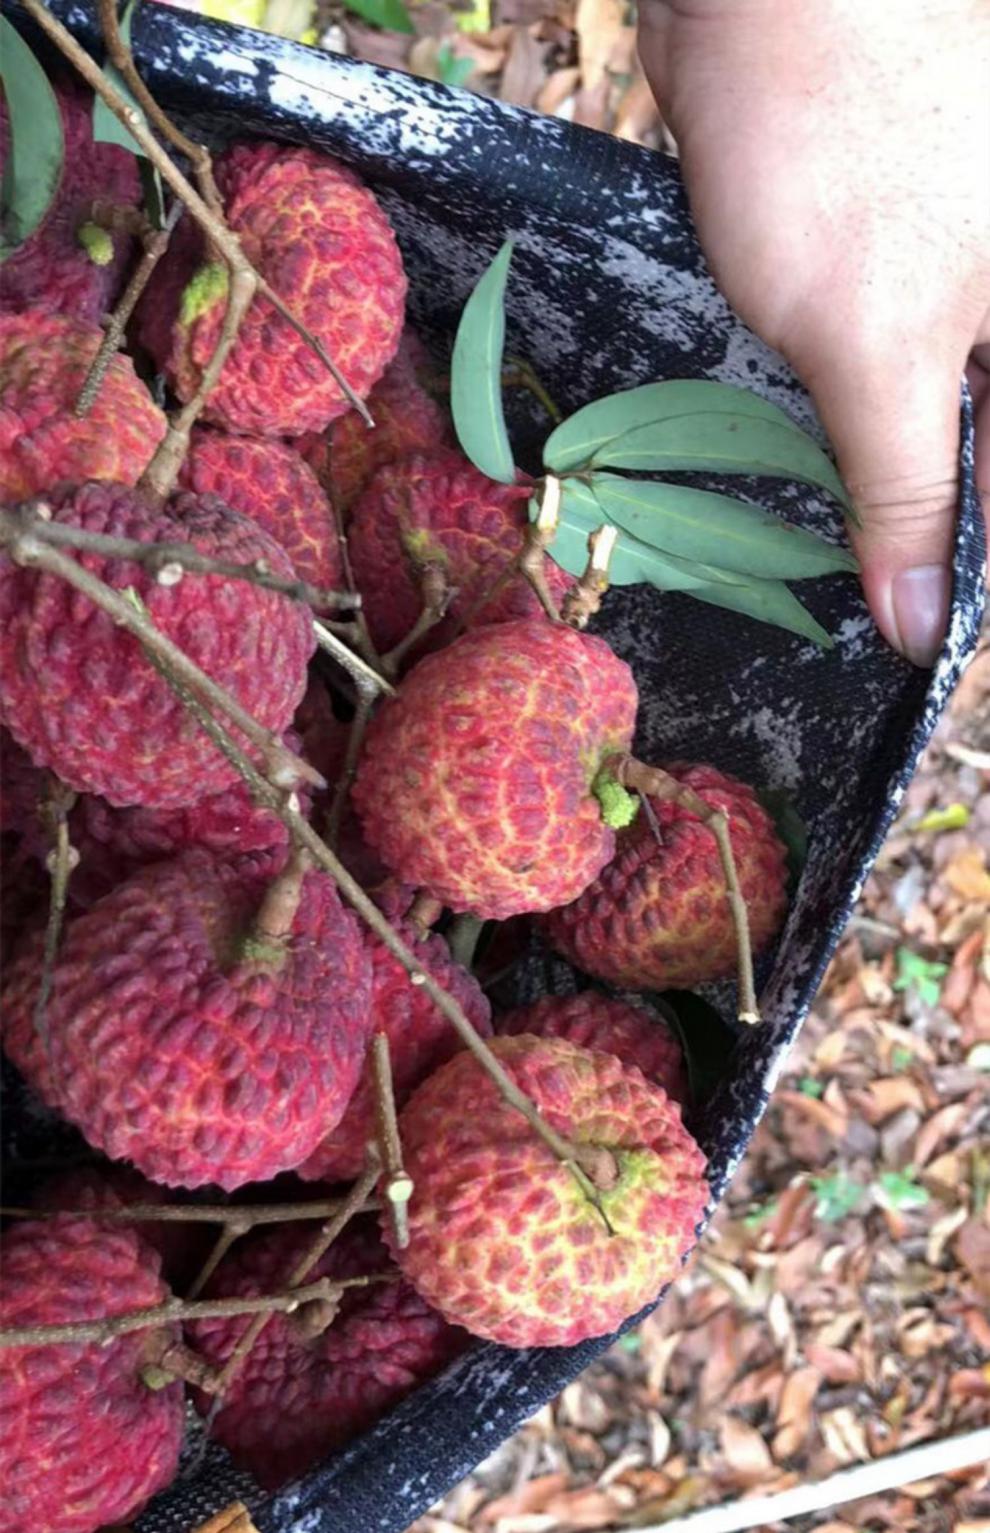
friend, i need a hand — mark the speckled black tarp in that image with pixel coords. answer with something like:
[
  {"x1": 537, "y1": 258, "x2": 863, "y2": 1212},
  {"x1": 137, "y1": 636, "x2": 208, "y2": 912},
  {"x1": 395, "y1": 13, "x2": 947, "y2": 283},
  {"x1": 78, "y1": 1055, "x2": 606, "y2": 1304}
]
[{"x1": 5, "y1": 3, "x2": 987, "y2": 1529}]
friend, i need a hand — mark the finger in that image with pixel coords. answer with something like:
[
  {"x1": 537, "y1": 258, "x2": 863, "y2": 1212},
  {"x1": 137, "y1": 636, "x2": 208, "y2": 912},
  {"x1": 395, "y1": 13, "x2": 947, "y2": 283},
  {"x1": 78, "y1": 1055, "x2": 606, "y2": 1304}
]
[{"x1": 793, "y1": 343, "x2": 964, "y2": 668}]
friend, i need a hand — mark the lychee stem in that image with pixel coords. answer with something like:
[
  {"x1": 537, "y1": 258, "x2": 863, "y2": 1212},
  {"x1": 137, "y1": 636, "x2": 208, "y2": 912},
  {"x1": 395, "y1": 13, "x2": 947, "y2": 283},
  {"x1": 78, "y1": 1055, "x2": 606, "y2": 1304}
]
[
  {"x1": 407, "y1": 892, "x2": 444, "y2": 937},
  {"x1": 612, "y1": 757, "x2": 761, "y2": 1026},
  {"x1": 561, "y1": 525, "x2": 617, "y2": 630},
  {"x1": 2, "y1": 1197, "x2": 379, "y2": 1227},
  {"x1": 249, "y1": 847, "x2": 309, "y2": 944},
  {"x1": 519, "y1": 482, "x2": 563, "y2": 622},
  {"x1": 32, "y1": 777, "x2": 77, "y2": 1059},
  {"x1": 325, "y1": 677, "x2": 376, "y2": 849},
  {"x1": 0, "y1": 514, "x2": 325, "y2": 795},
  {"x1": 6, "y1": 503, "x2": 358, "y2": 614},
  {"x1": 76, "y1": 199, "x2": 184, "y2": 419},
  {"x1": 0, "y1": 1272, "x2": 393, "y2": 1350},
  {"x1": 381, "y1": 561, "x2": 452, "y2": 678},
  {"x1": 502, "y1": 356, "x2": 563, "y2": 425},
  {"x1": 448, "y1": 913, "x2": 485, "y2": 971},
  {"x1": 372, "y1": 1034, "x2": 413, "y2": 1250},
  {"x1": 313, "y1": 619, "x2": 396, "y2": 696},
  {"x1": 185, "y1": 1220, "x2": 251, "y2": 1303}
]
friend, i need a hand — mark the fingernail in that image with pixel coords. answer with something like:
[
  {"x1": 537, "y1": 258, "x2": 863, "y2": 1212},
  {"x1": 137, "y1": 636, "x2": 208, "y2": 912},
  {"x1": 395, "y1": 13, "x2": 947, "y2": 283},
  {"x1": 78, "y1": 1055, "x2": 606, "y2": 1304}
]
[{"x1": 891, "y1": 564, "x2": 951, "y2": 668}]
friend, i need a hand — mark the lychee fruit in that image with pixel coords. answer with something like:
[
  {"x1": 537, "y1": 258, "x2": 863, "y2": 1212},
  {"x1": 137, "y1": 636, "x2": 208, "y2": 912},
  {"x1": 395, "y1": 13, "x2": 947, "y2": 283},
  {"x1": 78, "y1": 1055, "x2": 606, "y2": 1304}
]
[
  {"x1": 138, "y1": 141, "x2": 406, "y2": 437},
  {"x1": 0, "y1": 73, "x2": 141, "y2": 323},
  {"x1": 33, "y1": 1165, "x2": 211, "y2": 1293},
  {"x1": 389, "y1": 1035, "x2": 708, "y2": 1347},
  {"x1": 318, "y1": 329, "x2": 453, "y2": 512},
  {"x1": 352, "y1": 618, "x2": 638, "y2": 918},
  {"x1": 0, "y1": 849, "x2": 374, "y2": 1189},
  {"x1": 0, "y1": 1214, "x2": 184, "y2": 1533},
  {"x1": 298, "y1": 921, "x2": 493, "y2": 1183},
  {"x1": 186, "y1": 1218, "x2": 466, "y2": 1489},
  {"x1": 497, "y1": 993, "x2": 688, "y2": 1105},
  {"x1": 348, "y1": 450, "x2": 572, "y2": 653},
  {"x1": 544, "y1": 763, "x2": 788, "y2": 989},
  {"x1": 178, "y1": 428, "x2": 342, "y2": 599},
  {"x1": 0, "y1": 480, "x2": 314, "y2": 808},
  {"x1": 0, "y1": 312, "x2": 166, "y2": 503}
]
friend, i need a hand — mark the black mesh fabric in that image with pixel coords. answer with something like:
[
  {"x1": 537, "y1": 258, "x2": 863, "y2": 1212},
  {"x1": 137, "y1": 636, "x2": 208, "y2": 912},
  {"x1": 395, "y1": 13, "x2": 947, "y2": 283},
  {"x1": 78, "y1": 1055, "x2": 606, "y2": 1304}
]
[{"x1": 3, "y1": 5, "x2": 986, "y2": 1530}]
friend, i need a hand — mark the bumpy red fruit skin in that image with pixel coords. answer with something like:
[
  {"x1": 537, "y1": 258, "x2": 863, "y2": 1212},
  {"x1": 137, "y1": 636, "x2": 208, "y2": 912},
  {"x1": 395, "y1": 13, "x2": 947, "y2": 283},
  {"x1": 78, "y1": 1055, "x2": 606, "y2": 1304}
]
[
  {"x1": 186, "y1": 1219, "x2": 466, "y2": 1489},
  {"x1": 179, "y1": 428, "x2": 342, "y2": 598},
  {"x1": 497, "y1": 993, "x2": 688, "y2": 1105},
  {"x1": 298, "y1": 922, "x2": 493, "y2": 1182},
  {"x1": 352, "y1": 619, "x2": 638, "y2": 918},
  {"x1": 391, "y1": 1036, "x2": 708, "y2": 1347},
  {"x1": 139, "y1": 142, "x2": 406, "y2": 436},
  {"x1": 0, "y1": 481, "x2": 314, "y2": 808},
  {"x1": 0, "y1": 1215, "x2": 184, "y2": 1533},
  {"x1": 0, "y1": 74, "x2": 141, "y2": 322},
  {"x1": 0, "y1": 313, "x2": 166, "y2": 502},
  {"x1": 544, "y1": 764, "x2": 789, "y2": 988},
  {"x1": 0, "y1": 851, "x2": 374, "y2": 1189},
  {"x1": 348, "y1": 450, "x2": 572, "y2": 653}
]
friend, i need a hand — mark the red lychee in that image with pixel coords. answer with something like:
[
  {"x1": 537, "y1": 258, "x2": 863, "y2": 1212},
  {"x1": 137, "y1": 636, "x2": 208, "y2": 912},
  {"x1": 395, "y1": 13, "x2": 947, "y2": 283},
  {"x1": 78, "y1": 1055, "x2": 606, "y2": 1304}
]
[
  {"x1": 497, "y1": 993, "x2": 688, "y2": 1105},
  {"x1": 348, "y1": 450, "x2": 572, "y2": 653},
  {"x1": 321, "y1": 329, "x2": 453, "y2": 512},
  {"x1": 389, "y1": 1036, "x2": 708, "y2": 1347},
  {"x1": 0, "y1": 73, "x2": 141, "y2": 323},
  {"x1": 298, "y1": 921, "x2": 493, "y2": 1183},
  {"x1": 352, "y1": 618, "x2": 638, "y2": 918},
  {"x1": 0, "y1": 480, "x2": 314, "y2": 808},
  {"x1": 178, "y1": 428, "x2": 342, "y2": 599},
  {"x1": 0, "y1": 312, "x2": 166, "y2": 503},
  {"x1": 138, "y1": 142, "x2": 406, "y2": 437},
  {"x1": 0, "y1": 849, "x2": 374, "y2": 1189},
  {"x1": 544, "y1": 763, "x2": 788, "y2": 989},
  {"x1": 186, "y1": 1219, "x2": 466, "y2": 1489},
  {"x1": 0, "y1": 1214, "x2": 184, "y2": 1533}
]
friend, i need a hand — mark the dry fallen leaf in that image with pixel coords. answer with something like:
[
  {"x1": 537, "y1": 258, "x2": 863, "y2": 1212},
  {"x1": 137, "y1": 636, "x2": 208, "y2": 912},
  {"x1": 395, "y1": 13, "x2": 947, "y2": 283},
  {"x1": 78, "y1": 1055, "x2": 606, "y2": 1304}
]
[
  {"x1": 718, "y1": 1415, "x2": 773, "y2": 1483},
  {"x1": 943, "y1": 848, "x2": 990, "y2": 903},
  {"x1": 955, "y1": 1218, "x2": 990, "y2": 1296},
  {"x1": 772, "y1": 1365, "x2": 821, "y2": 1461}
]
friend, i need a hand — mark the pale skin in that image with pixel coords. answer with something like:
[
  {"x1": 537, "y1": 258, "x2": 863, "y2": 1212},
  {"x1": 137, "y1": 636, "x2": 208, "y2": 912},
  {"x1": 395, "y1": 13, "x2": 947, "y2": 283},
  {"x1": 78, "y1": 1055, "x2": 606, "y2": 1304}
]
[{"x1": 637, "y1": 0, "x2": 990, "y2": 666}]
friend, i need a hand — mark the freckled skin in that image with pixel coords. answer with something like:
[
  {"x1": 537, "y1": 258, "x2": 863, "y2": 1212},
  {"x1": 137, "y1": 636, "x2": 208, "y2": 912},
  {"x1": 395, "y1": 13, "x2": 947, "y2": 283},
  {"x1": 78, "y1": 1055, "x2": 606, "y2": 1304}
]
[
  {"x1": 0, "y1": 1216, "x2": 184, "y2": 1533},
  {"x1": 497, "y1": 992, "x2": 689, "y2": 1105},
  {"x1": 187, "y1": 1219, "x2": 466, "y2": 1489},
  {"x1": 0, "y1": 313, "x2": 165, "y2": 502},
  {"x1": 544, "y1": 763, "x2": 789, "y2": 988},
  {"x1": 0, "y1": 850, "x2": 373, "y2": 1189},
  {"x1": 138, "y1": 142, "x2": 406, "y2": 437},
  {"x1": 352, "y1": 618, "x2": 638, "y2": 918},
  {"x1": 389, "y1": 1036, "x2": 708, "y2": 1347},
  {"x1": 0, "y1": 480, "x2": 314, "y2": 808}
]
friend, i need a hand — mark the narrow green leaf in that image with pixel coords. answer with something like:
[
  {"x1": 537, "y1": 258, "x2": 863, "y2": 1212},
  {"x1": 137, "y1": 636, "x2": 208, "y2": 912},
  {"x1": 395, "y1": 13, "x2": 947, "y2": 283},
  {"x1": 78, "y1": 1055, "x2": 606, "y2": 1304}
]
[
  {"x1": 686, "y1": 576, "x2": 834, "y2": 647},
  {"x1": 593, "y1": 412, "x2": 851, "y2": 509},
  {"x1": 592, "y1": 473, "x2": 857, "y2": 581},
  {"x1": 657, "y1": 991, "x2": 737, "y2": 1107},
  {"x1": 341, "y1": 0, "x2": 414, "y2": 32},
  {"x1": 0, "y1": 19, "x2": 64, "y2": 258},
  {"x1": 92, "y1": 0, "x2": 145, "y2": 155},
  {"x1": 545, "y1": 379, "x2": 815, "y2": 473},
  {"x1": 553, "y1": 484, "x2": 719, "y2": 592},
  {"x1": 451, "y1": 241, "x2": 515, "y2": 485}
]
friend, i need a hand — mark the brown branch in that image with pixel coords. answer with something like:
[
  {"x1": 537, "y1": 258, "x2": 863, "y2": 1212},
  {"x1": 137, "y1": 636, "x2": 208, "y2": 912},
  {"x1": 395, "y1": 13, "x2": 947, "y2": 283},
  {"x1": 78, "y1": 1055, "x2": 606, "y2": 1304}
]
[
  {"x1": 372, "y1": 1033, "x2": 412, "y2": 1250},
  {"x1": 407, "y1": 892, "x2": 444, "y2": 938},
  {"x1": 2, "y1": 1198, "x2": 379, "y2": 1226},
  {"x1": 613, "y1": 757, "x2": 760, "y2": 1025},
  {"x1": 325, "y1": 679, "x2": 376, "y2": 849},
  {"x1": 456, "y1": 478, "x2": 562, "y2": 637},
  {"x1": 8, "y1": 503, "x2": 360, "y2": 613},
  {"x1": 328, "y1": 484, "x2": 381, "y2": 667},
  {"x1": 249, "y1": 846, "x2": 309, "y2": 944},
  {"x1": 381, "y1": 562, "x2": 452, "y2": 678},
  {"x1": 0, "y1": 512, "x2": 324, "y2": 794},
  {"x1": 561, "y1": 524, "x2": 616, "y2": 630},
  {"x1": 20, "y1": 0, "x2": 373, "y2": 502},
  {"x1": 77, "y1": 199, "x2": 183, "y2": 418},
  {"x1": 33, "y1": 778, "x2": 78, "y2": 1055},
  {"x1": 185, "y1": 1221, "x2": 248, "y2": 1303},
  {"x1": 313, "y1": 619, "x2": 395, "y2": 696}
]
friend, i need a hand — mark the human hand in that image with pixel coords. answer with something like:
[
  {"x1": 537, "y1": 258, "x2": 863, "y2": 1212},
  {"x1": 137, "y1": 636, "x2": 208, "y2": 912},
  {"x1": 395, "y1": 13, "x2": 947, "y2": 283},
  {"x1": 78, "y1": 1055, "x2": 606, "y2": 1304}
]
[{"x1": 637, "y1": 0, "x2": 990, "y2": 665}]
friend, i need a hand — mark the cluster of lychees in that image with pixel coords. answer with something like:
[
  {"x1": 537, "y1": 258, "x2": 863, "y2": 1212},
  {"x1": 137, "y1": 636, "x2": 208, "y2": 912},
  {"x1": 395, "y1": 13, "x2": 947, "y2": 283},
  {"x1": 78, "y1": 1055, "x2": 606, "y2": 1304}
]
[{"x1": 0, "y1": 65, "x2": 789, "y2": 1533}]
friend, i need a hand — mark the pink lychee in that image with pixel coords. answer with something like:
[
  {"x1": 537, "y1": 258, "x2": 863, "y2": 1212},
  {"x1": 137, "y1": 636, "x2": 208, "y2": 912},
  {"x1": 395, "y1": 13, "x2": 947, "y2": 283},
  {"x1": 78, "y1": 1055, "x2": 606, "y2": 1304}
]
[{"x1": 497, "y1": 992, "x2": 688, "y2": 1105}]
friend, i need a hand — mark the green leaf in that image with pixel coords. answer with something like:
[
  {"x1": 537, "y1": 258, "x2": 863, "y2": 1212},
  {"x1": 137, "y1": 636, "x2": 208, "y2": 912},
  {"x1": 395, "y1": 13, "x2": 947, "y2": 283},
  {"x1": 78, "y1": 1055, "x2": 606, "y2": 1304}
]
[
  {"x1": 91, "y1": 0, "x2": 146, "y2": 155},
  {"x1": 594, "y1": 412, "x2": 851, "y2": 510},
  {"x1": 0, "y1": 18, "x2": 64, "y2": 259},
  {"x1": 341, "y1": 0, "x2": 415, "y2": 31},
  {"x1": 756, "y1": 787, "x2": 808, "y2": 889},
  {"x1": 684, "y1": 576, "x2": 834, "y2": 648},
  {"x1": 550, "y1": 484, "x2": 721, "y2": 593},
  {"x1": 437, "y1": 42, "x2": 474, "y2": 86},
  {"x1": 874, "y1": 1168, "x2": 929, "y2": 1213},
  {"x1": 657, "y1": 990, "x2": 736, "y2": 1108},
  {"x1": 893, "y1": 948, "x2": 947, "y2": 1008},
  {"x1": 451, "y1": 241, "x2": 515, "y2": 485},
  {"x1": 799, "y1": 1075, "x2": 824, "y2": 1099},
  {"x1": 810, "y1": 1171, "x2": 866, "y2": 1223},
  {"x1": 591, "y1": 473, "x2": 857, "y2": 581}
]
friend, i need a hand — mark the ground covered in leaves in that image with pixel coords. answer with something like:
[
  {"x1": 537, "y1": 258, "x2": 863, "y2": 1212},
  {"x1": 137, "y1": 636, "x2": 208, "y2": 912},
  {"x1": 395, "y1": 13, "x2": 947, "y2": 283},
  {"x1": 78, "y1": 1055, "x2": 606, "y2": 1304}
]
[{"x1": 408, "y1": 622, "x2": 990, "y2": 1532}]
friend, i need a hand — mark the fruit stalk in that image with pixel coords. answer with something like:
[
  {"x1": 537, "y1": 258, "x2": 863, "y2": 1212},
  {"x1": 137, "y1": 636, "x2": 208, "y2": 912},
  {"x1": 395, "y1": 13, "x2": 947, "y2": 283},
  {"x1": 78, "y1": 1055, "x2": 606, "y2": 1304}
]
[
  {"x1": 313, "y1": 619, "x2": 395, "y2": 696},
  {"x1": 381, "y1": 561, "x2": 451, "y2": 677},
  {"x1": 372, "y1": 1033, "x2": 413, "y2": 1250},
  {"x1": 561, "y1": 524, "x2": 617, "y2": 630},
  {"x1": 1, "y1": 1197, "x2": 378, "y2": 1227},
  {"x1": 325, "y1": 677, "x2": 377, "y2": 847},
  {"x1": 613, "y1": 756, "x2": 761, "y2": 1024},
  {"x1": 33, "y1": 777, "x2": 78, "y2": 1052}
]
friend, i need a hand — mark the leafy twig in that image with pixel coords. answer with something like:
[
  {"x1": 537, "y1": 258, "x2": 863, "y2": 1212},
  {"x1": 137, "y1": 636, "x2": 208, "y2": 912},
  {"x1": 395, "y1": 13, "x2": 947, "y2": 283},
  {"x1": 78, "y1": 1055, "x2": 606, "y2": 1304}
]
[{"x1": 372, "y1": 1033, "x2": 413, "y2": 1250}]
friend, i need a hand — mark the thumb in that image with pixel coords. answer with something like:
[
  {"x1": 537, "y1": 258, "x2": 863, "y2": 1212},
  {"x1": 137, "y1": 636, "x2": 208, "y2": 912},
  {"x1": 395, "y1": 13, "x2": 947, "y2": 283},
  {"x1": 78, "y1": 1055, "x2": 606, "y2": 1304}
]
[{"x1": 793, "y1": 343, "x2": 962, "y2": 668}]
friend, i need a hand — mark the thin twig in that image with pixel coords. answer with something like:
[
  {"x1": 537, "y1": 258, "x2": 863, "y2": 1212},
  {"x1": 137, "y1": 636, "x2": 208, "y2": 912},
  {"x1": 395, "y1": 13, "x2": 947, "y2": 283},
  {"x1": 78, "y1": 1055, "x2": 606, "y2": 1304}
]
[
  {"x1": 614, "y1": 758, "x2": 760, "y2": 1025},
  {"x1": 9, "y1": 504, "x2": 359, "y2": 613},
  {"x1": 448, "y1": 913, "x2": 485, "y2": 971},
  {"x1": 185, "y1": 1221, "x2": 248, "y2": 1302},
  {"x1": 0, "y1": 514, "x2": 324, "y2": 794},
  {"x1": 372, "y1": 1033, "x2": 413, "y2": 1250},
  {"x1": 518, "y1": 478, "x2": 563, "y2": 621},
  {"x1": 560, "y1": 524, "x2": 616, "y2": 629},
  {"x1": 381, "y1": 562, "x2": 452, "y2": 678},
  {"x1": 326, "y1": 679, "x2": 376, "y2": 848},
  {"x1": 407, "y1": 892, "x2": 444, "y2": 938},
  {"x1": 313, "y1": 619, "x2": 395, "y2": 696},
  {"x1": 0, "y1": 1274, "x2": 387, "y2": 1349},
  {"x1": 328, "y1": 484, "x2": 381, "y2": 667},
  {"x1": 503, "y1": 355, "x2": 563, "y2": 424},
  {"x1": 2, "y1": 1198, "x2": 379, "y2": 1226},
  {"x1": 77, "y1": 199, "x2": 183, "y2": 417},
  {"x1": 32, "y1": 779, "x2": 77, "y2": 1056}
]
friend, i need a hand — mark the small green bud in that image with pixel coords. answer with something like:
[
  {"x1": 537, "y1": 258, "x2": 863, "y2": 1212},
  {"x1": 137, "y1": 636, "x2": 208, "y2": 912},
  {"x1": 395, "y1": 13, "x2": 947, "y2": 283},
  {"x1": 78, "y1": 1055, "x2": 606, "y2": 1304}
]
[
  {"x1": 180, "y1": 262, "x2": 229, "y2": 325},
  {"x1": 76, "y1": 221, "x2": 114, "y2": 267},
  {"x1": 593, "y1": 772, "x2": 639, "y2": 829}
]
